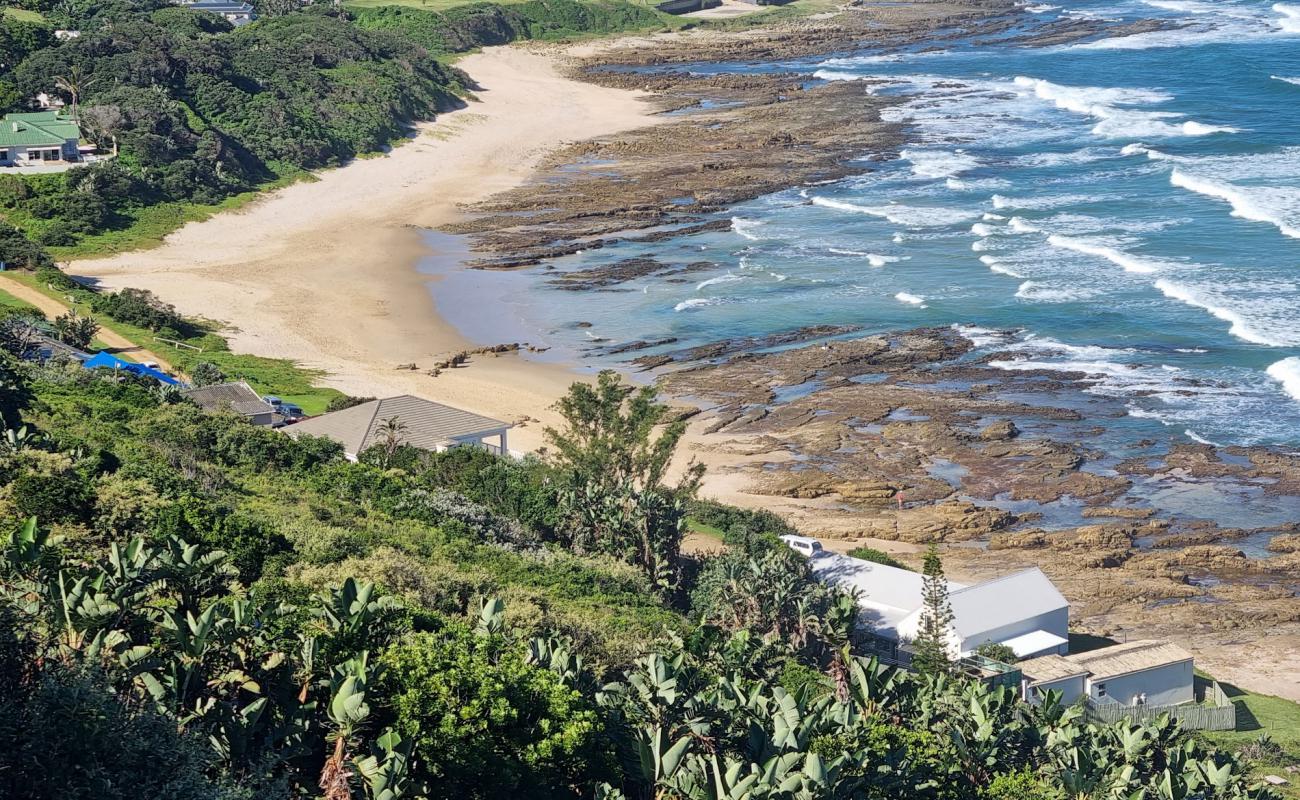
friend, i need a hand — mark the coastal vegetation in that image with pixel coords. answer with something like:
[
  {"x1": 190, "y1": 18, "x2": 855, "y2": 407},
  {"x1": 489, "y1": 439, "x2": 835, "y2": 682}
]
[
  {"x1": 0, "y1": 0, "x2": 670, "y2": 256},
  {"x1": 0, "y1": 280, "x2": 1286, "y2": 796}
]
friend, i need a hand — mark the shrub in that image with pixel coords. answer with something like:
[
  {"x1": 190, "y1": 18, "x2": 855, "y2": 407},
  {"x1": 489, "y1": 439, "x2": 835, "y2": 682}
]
[
  {"x1": 380, "y1": 624, "x2": 606, "y2": 798},
  {"x1": 846, "y1": 546, "x2": 909, "y2": 570},
  {"x1": 687, "y1": 498, "x2": 797, "y2": 538},
  {"x1": 974, "y1": 641, "x2": 1019, "y2": 665}
]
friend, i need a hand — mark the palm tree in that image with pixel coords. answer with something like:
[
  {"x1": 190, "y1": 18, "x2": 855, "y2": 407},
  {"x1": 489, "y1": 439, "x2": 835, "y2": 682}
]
[{"x1": 53, "y1": 66, "x2": 96, "y2": 123}]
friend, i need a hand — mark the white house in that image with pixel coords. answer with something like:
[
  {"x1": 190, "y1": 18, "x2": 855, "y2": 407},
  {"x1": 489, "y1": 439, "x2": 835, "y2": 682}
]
[
  {"x1": 808, "y1": 551, "x2": 1070, "y2": 661},
  {"x1": 0, "y1": 111, "x2": 81, "y2": 166},
  {"x1": 1020, "y1": 640, "x2": 1195, "y2": 708}
]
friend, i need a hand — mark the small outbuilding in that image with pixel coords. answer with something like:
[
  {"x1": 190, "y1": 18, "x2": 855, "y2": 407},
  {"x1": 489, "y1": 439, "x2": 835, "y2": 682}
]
[
  {"x1": 183, "y1": 381, "x2": 277, "y2": 426},
  {"x1": 1020, "y1": 639, "x2": 1195, "y2": 707},
  {"x1": 285, "y1": 395, "x2": 512, "y2": 460}
]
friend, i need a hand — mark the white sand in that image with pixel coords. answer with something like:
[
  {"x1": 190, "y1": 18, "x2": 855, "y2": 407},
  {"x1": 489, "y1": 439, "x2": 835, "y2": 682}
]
[{"x1": 71, "y1": 44, "x2": 664, "y2": 450}]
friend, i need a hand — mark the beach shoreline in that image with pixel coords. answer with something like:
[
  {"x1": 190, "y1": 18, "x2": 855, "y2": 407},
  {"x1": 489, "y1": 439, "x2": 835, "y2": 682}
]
[{"x1": 70, "y1": 43, "x2": 665, "y2": 451}]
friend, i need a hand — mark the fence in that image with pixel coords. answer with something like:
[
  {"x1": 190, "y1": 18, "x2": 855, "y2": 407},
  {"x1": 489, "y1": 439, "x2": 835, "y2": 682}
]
[{"x1": 1085, "y1": 681, "x2": 1236, "y2": 731}]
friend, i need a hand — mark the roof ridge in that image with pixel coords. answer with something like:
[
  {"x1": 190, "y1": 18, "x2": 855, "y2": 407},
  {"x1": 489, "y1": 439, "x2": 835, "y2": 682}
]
[{"x1": 949, "y1": 566, "x2": 1044, "y2": 596}]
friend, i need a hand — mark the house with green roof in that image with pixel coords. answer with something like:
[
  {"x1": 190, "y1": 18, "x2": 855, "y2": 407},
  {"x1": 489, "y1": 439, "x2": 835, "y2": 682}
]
[{"x1": 0, "y1": 111, "x2": 82, "y2": 167}]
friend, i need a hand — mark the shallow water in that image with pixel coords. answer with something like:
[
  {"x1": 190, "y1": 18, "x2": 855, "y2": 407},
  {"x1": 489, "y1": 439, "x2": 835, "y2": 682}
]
[
  {"x1": 441, "y1": 0, "x2": 1299, "y2": 444},
  {"x1": 428, "y1": 0, "x2": 1300, "y2": 528}
]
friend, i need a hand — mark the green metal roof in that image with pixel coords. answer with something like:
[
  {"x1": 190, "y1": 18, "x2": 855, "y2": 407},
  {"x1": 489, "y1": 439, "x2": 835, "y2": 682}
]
[{"x1": 0, "y1": 111, "x2": 79, "y2": 149}]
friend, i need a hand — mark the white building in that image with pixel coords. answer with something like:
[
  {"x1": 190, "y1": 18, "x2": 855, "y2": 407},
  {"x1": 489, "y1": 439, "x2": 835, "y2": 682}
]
[
  {"x1": 808, "y1": 552, "x2": 1070, "y2": 661},
  {"x1": 1020, "y1": 640, "x2": 1195, "y2": 707},
  {"x1": 182, "y1": 0, "x2": 256, "y2": 25}
]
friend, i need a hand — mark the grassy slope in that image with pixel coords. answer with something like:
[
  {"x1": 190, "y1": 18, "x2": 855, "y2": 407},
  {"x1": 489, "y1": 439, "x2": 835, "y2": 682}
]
[
  {"x1": 1, "y1": 7, "x2": 46, "y2": 22},
  {"x1": 2, "y1": 272, "x2": 343, "y2": 415},
  {"x1": 1200, "y1": 679, "x2": 1300, "y2": 798}
]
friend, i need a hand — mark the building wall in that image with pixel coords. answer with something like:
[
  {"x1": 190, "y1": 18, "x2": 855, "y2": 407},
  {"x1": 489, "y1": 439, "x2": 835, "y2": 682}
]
[
  {"x1": 1026, "y1": 674, "x2": 1086, "y2": 706},
  {"x1": 1088, "y1": 661, "x2": 1194, "y2": 707},
  {"x1": 0, "y1": 140, "x2": 78, "y2": 165},
  {"x1": 958, "y1": 606, "x2": 1070, "y2": 657}
]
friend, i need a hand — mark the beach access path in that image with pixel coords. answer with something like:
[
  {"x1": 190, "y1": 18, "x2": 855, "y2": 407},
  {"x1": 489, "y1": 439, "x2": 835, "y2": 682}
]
[
  {"x1": 70, "y1": 44, "x2": 665, "y2": 450},
  {"x1": 0, "y1": 274, "x2": 177, "y2": 372}
]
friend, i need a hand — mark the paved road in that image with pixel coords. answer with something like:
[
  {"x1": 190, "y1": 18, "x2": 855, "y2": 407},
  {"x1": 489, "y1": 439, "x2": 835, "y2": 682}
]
[{"x1": 0, "y1": 274, "x2": 178, "y2": 374}]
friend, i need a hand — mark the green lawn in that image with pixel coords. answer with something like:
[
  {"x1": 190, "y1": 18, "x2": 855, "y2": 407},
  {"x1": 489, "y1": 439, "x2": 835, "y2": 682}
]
[
  {"x1": 0, "y1": 286, "x2": 40, "y2": 314},
  {"x1": 687, "y1": 517, "x2": 727, "y2": 540},
  {"x1": 1199, "y1": 678, "x2": 1300, "y2": 798},
  {"x1": 1, "y1": 7, "x2": 46, "y2": 22}
]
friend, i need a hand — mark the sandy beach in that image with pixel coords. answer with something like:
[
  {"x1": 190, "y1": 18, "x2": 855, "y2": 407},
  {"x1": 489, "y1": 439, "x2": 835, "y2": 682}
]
[{"x1": 71, "y1": 44, "x2": 664, "y2": 451}]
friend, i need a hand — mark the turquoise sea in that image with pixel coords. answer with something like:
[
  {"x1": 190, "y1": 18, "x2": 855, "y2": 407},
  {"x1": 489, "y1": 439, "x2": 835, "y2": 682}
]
[{"x1": 434, "y1": 0, "x2": 1300, "y2": 478}]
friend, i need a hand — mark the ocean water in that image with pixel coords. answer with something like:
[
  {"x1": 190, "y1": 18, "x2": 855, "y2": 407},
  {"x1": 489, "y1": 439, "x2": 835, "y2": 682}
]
[{"x1": 435, "y1": 0, "x2": 1300, "y2": 453}]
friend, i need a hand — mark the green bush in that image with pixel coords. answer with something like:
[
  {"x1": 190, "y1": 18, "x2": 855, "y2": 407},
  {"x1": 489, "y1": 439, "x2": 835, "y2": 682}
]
[
  {"x1": 380, "y1": 624, "x2": 606, "y2": 798},
  {"x1": 846, "y1": 545, "x2": 909, "y2": 570}
]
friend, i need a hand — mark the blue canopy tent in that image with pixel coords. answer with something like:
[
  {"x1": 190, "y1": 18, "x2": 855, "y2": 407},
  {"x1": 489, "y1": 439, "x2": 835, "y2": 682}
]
[{"x1": 83, "y1": 351, "x2": 180, "y2": 385}]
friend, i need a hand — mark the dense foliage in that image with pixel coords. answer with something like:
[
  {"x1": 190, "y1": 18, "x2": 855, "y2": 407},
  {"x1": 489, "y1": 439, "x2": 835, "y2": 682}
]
[
  {"x1": 0, "y1": 344, "x2": 1282, "y2": 798},
  {"x1": 352, "y1": 0, "x2": 666, "y2": 57},
  {"x1": 0, "y1": 0, "x2": 668, "y2": 249}
]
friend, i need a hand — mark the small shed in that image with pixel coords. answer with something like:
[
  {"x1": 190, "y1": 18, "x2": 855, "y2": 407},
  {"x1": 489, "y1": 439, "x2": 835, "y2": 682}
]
[
  {"x1": 1071, "y1": 640, "x2": 1195, "y2": 707},
  {"x1": 183, "y1": 381, "x2": 277, "y2": 426},
  {"x1": 83, "y1": 351, "x2": 179, "y2": 385},
  {"x1": 1019, "y1": 654, "x2": 1089, "y2": 705},
  {"x1": 285, "y1": 395, "x2": 512, "y2": 460}
]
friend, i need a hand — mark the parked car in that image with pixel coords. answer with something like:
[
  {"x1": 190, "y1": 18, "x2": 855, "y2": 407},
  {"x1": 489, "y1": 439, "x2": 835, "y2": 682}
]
[
  {"x1": 279, "y1": 402, "x2": 304, "y2": 419},
  {"x1": 779, "y1": 535, "x2": 824, "y2": 558},
  {"x1": 261, "y1": 395, "x2": 283, "y2": 407}
]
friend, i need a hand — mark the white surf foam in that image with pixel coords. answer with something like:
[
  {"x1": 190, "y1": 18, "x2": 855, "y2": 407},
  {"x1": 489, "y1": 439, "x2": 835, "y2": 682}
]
[
  {"x1": 901, "y1": 148, "x2": 980, "y2": 179},
  {"x1": 1169, "y1": 169, "x2": 1300, "y2": 239},
  {"x1": 1008, "y1": 217, "x2": 1040, "y2": 233},
  {"x1": 674, "y1": 297, "x2": 722, "y2": 312},
  {"x1": 1152, "y1": 278, "x2": 1284, "y2": 346},
  {"x1": 810, "y1": 196, "x2": 977, "y2": 226},
  {"x1": 980, "y1": 255, "x2": 1025, "y2": 278},
  {"x1": 1185, "y1": 429, "x2": 1222, "y2": 446},
  {"x1": 894, "y1": 292, "x2": 927, "y2": 306},
  {"x1": 1267, "y1": 357, "x2": 1300, "y2": 401},
  {"x1": 695, "y1": 273, "x2": 746, "y2": 291},
  {"x1": 1273, "y1": 75, "x2": 1300, "y2": 85},
  {"x1": 1014, "y1": 280, "x2": 1097, "y2": 302},
  {"x1": 867, "y1": 254, "x2": 906, "y2": 267},
  {"x1": 731, "y1": 217, "x2": 765, "y2": 241},
  {"x1": 970, "y1": 222, "x2": 996, "y2": 236},
  {"x1": 1274, "y1": 2, "x2": 1300, "y2": 32},
  {"x1": 1013, "y1": 76, "x2": 1238, "y2": 139},
  {"x1": 1046, "y1": 234, "x2": 1163, "y2": 273},
  {"x1": 952, "y1": 324, "x2": 1010, "y2": 347}
]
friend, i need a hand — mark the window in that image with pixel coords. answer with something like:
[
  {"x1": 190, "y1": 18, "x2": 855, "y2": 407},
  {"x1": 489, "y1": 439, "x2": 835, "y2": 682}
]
[
  {"x1": 0, "y1": 149, "x2": 7, "y2": 162},
  {"x1": 1095, "y1": 683, "x2": 1107, "y2": 698}
]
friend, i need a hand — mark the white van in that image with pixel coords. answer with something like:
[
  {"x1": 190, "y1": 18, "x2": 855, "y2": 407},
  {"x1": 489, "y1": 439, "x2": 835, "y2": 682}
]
[{"x1": 780, "y1": 535, "x2": 824, "y2": 558}]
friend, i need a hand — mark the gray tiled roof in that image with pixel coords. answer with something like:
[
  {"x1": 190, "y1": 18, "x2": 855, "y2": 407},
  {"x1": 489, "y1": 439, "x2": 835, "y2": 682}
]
[
  {"x1": 286, "y1": 395, "x2": 509, "y2": 455},
  {"x1": 183, "y1": 381, "x2": 275, "y2": 418}
]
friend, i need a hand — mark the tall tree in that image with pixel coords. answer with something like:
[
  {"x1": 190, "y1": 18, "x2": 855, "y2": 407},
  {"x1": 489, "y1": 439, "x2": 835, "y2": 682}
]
[
  {"x1": 911, "y1": 543, "x2": 954, "y2": 675},
  {"x1": 545, "y1": 369, "x2": 700, "y2": 496},
  {"x1": 545, "y1": 371, "x2": 704, "y2": 594}
]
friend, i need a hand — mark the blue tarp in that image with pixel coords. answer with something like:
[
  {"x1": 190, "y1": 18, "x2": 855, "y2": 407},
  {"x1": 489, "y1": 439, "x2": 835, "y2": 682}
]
[{"x1": 83, "y1": 351, "x2": 180, "y2": 385}]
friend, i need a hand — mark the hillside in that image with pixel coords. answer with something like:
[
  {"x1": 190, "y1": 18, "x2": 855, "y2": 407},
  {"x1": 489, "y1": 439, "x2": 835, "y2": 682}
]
[{"x1": 0, "y1": 284, "x2": 1284, "y2": 797}]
